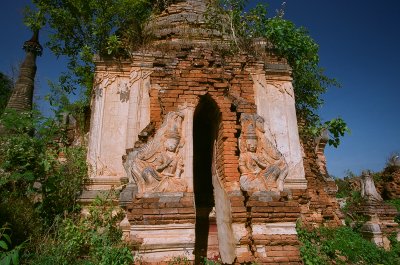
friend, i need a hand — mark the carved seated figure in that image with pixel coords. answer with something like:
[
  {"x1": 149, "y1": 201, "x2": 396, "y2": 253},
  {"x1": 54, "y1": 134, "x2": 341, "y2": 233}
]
[
  {"x1": 124, "y1": 112, "x2": 187, "y2": 193},
  {"x1": 239, "y1": 114, "x2": 288, "y2": 193},
  {"x1": 360, "y1": 170, "x2": 383, "y2": 202}
]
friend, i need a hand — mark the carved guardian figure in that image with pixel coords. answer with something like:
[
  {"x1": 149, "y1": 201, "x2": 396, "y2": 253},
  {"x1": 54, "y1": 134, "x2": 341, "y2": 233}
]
[
  {"x1": 124, "y1": 111, "x2": 187, "y2": 193},
  {"x1": 239, "y1": 114, "x2": 288, "y2": 193}
]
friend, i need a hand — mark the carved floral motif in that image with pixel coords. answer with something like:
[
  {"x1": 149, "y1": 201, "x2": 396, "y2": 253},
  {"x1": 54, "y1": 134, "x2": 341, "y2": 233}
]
[
  {"x1": 239, "y1": 113, "x2": 288, "y2": 193},
  {"x1": 129, "y1": 69, "x2": 152, "y2": 86},
  {"x1": 124, "y1": 111, "x2": 187, "y2": 193}
]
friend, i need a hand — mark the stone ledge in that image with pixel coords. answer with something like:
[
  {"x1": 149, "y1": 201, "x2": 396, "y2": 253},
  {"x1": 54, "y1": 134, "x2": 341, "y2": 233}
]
[
  {"x1": 284, "y1": 178, "x2": 308, "y2": 190},
  {"x1": 252, "y1": 222, "x2": 297, "y2": 235},
  {"x1": 85, "y1": 175, "x2": 124, "y2": 190},
  {"x1": 131, "y1": 223, "x2": 195, "y2": 263},
  {"x1": 78, "y1": 190, "x2": 118, "y2": 205}
]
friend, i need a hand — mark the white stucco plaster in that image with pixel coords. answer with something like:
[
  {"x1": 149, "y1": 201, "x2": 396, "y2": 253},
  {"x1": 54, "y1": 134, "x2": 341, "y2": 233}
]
[{"x1": 252, "y1": 73, "x2": 306, "y2": 189}]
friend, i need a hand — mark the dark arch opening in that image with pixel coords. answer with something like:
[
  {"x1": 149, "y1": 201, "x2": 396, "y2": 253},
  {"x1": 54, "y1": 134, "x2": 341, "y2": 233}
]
[{"x1": 193, "y1": 94, "x2": 220, "y2": 262}]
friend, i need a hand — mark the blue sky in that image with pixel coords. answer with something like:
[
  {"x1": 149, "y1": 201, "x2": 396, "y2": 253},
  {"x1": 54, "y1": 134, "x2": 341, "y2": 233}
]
[{"x1": 1, "y1": 0, "x2": 399, "y2": 178}]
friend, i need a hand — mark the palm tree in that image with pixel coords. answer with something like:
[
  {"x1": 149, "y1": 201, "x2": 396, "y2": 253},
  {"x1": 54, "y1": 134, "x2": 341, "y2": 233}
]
[{"x1": 5, "y1": 29, "x2": 42, "y2": 112}]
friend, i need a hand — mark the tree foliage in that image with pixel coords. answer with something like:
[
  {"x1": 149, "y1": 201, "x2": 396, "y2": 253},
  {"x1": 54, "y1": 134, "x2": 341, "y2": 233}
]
[
  {"x1": 26, "y1": 0, "x2": 158, "y2": 100},
  {"x1": 320, "y1": 118, "x2": 349, "y2": 148},
  {"x1": 0, "y1": 225, "x2": 24, "y2": 265},
  {"x1": 0, "y1": 73, "x2": 13, "y2": 116},
  {"x1": 0, "y1": 109, "x2": 88, "y2": 244},
  {"x1": 29, "y1": 196, "x2": 133, "y2": 265},
  {"x1": 298, "y1": 225, "x2": 400, "y2": 265},
  {"x1": 0, "y1": 106, "x2": 131, "y2": 264},
  {"x1": 206, "y1": 0, "x2": 349, "y2": 145}
]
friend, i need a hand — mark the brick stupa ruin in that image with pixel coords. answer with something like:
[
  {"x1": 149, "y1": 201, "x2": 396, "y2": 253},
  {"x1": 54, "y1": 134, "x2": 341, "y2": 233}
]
[{"x1": 83, "y1": 0, "x2": 343, "y2": 263}]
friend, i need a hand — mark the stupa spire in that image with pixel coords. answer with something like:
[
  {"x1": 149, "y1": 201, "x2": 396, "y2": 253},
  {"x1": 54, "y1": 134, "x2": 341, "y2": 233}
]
[{"x1": 5, "y1": 29, "x2": 42, "y2": 112}]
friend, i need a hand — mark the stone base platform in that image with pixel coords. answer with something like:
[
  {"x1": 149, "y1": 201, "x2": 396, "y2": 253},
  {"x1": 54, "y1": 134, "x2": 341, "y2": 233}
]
[
  {"x1": 353, "y1": 201, "x2": 399, "y2": 249},
  {"x1": 131, "y1": 223, "x2": 195, "y2": 263}
]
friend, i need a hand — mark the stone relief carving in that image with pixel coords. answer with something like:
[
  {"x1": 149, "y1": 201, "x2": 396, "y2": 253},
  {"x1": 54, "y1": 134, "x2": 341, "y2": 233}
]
[
  {"x1": 97, "y1": 72, "x2": 118, "y2": 89},
  {"x1": 96, "y1": 157, "x2": 118, "y2": 176},
  {"x1": 117, "y1": 81, "x2": 130, "y2": 102},
  {"x1": 239, "y1": 113, "x2": 288, "y2": 193},
  {"x1": 129, "y1": 69, "x2": 152, "y2": 86},
  {"x1": 123, "y1": 111, "x2": 187, "y2": 193},
  {"x1": 93, "y1": 85, "x2": 103, "y2": 99},
  {"x1": 360, "y1": 170, "x2": 383, "y2": 202},
  {"x1": 267, "y1": 81, "x2": 295, "y2": 98},
  {"x1": 92, "y1": 72, "x2": 121, "y2": 101}
]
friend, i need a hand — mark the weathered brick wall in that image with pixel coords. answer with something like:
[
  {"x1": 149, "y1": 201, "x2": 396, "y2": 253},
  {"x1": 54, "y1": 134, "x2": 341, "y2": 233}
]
[
  {"x1": 245, "y1": 191, "x2": 304, "y2": 264},
  {"x1": 89, "y1": 1, "x2": 348, "y2": 263},
  {"x1": 121, "y1": 46, "x2": 306, "y2": 263},
  {"x1": 248, "y1": 192, "x2": 302, "y2": 224},
  {"x1": 376, "y1": 168, "x2": 400, "y2": 199},
  {"x1": 127, "y1": 193, "x2": 195, "y2": 225},
  {"x1": 149, "y1": 47, "x2": 258, "y2": 191},
  {"x1": 300, "y1": 140, "x2": 343, "y2": 228},
  {"x1": 100, "y1": 1, "x2": 319, "y2": 263},
  {"x1": 353, "y1": 202, "x2": 398, "y2": 235}
]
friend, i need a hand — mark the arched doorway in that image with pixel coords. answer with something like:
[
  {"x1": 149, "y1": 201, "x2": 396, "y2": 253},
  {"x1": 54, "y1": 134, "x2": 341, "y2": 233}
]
[{"x1": 193, "y1": 95, "x2": 220, "y2": 262}]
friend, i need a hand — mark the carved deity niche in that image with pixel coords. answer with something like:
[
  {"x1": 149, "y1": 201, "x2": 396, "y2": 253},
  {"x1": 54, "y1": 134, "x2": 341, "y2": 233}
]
[
  {"x1": 238, "y1": 113, "x2": 288, "y2": 193},
  {"x1": 123, "y1": 111, "x2": 187, "y2": 194}
]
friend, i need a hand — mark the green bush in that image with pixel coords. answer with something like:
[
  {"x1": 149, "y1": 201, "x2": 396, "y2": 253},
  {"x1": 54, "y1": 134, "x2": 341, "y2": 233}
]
[
  {"x1": 0, "y1": 225, "x2": 24, "y2": 265},
  {"x1": 298, "y1": 226, "x2": 400, "y2": 265},
  {"x1": 0, "y1": 110, "x2": 49, "y2": 244},
  {"x1": 201, "y1": 257, "x2": 222, "y2": 265},
  {"x1": 167, "y1": 255, "x2": 192, "y2": 265},
  {"x1": 335, "y1": 177, "x2": 352, "y2": 198},
  {"x1": 37, "y1": 146, "x2": 88, "y2": 224},
  {"x1": 387, "y1": 199, "x2": 400, "y2": 212},
  {"x1": 29, "y1": 196, "x2": 133, "y2": 265},
  {"x1": 0, "y1": 108, "x2": 91, "y2": 261},
  {"x1": 387, "y1": 199, "x2": 400, "y2": 224},
  {"x1": 0, "y1": 72, "x2": 12, "y2": 116}
]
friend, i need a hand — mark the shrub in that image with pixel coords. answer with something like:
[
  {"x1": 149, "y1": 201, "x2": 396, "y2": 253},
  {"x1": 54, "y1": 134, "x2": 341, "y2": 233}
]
[
  {"x1": 0, "y1": 225, "x2": 24, "y2": 265},
  {"x1": 0, "y1": 108, "x2": 91, "y2": 261},
  {"x1": 167, "y1": 255, "x2": 191, "y2": 265},
  {"x1": 298, "y1": 226, "x2": 400, "y2": 265},
  {"x1": 29, "y1": 195, "x2": 133, "y2": 265},
  {"x1": 335, "y1": 177, "x2": 352, "y2": 199}
]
